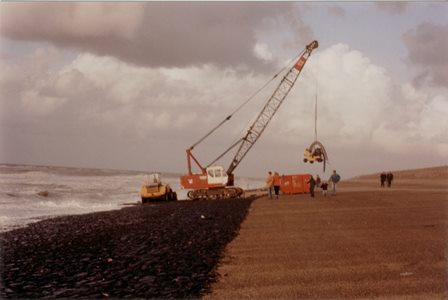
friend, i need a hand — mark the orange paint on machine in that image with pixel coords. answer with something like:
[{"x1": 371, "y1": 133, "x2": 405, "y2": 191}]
[
  {"x1": 294, "y1": 57, "x2": 307, "y2": 71},
  {"x1": 180, "y1": 173, "x2": 225, "y2": 190}
]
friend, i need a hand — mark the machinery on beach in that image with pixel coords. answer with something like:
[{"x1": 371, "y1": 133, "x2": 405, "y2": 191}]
[
  {"x1": 302, "y1": 86, "x2": 329, "y2": 172},
  {"x1": 180, "y1": 40, "x2": 319, "y2": 200},
  {"x1": 303, "y1": 140, "x2": 329, "y2": 171},
  {"x1": 140, "y1": 173, "x2": 177, "y2": 203}
]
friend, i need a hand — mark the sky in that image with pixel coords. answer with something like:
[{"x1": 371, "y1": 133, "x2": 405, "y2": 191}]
[{"x1": 0, "y1": 1, "x2": 447, "y2": 180}]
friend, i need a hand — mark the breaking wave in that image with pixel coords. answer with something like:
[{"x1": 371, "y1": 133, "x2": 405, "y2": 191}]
[
  {"x1": 0, "y1": 164, "x2": 264, "y2": 232},
  {"x1": 35, "y1": 199, "x2": 119, "y2": 210}
]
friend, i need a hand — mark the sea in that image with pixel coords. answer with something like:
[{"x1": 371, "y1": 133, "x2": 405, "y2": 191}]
[{"x1": 0, "y1": 164, "x2": 265, "y2": 232}]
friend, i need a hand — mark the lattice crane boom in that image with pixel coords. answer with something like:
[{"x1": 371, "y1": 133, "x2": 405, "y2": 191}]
[
  {"x1": 180, "y1": 40, "x2": 318, "y2": 199},
  {"x1": 226, "y1": 40, "x2": 318, "y2": 179}
]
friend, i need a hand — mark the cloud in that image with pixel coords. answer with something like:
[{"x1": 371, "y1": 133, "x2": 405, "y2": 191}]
[
  {"x1": 280, "y1": 8, "x2": 314, "y2": 52},
  {"x1": 377, "y1": 83, "x2": 448, "y2": 157},
  {"x1": 263, "y1": 44, "x2": 447, "y2": 173},
  {"x1": 278, "y1": 44, "x2": 391, "y2": 145},
  {"x1": 0, "y1": 45, "x2": 274, "y2": 161},
  {"x1": 403, "y1": 22, "x2": 448, "y2": 88},
  {"x1": 1, "y1": 40, "x2": 446, "y2": 177},
  {"x1": 0, "y1": 2, "x2": 303, "y2": 70},
  {"x1": 0, "y1": 3, "x2": 144, "y2": 40},
  {"x1": 253, "y1": 43, "x2": 273, "y2": 62},
  {"x1": 327, "y1": 5, "x2": 346, "y2": 17},
  {"x1": 4, "y1": 43, "x2": 311, "y2": 173},
  {"x1": 375, "y1": 2, "x2": 408, "y2": 14}
]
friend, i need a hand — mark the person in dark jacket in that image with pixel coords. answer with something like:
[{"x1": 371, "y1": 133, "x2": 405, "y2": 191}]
[
  {"x1": 266, "y1": 171, "x2": 274, "y2": 199},
  {"x1": 320, "y1": 181, "x2": 328, "y2": 196},
  {"x1": 307, "y1": 176, "x2": 316, "y2": 198},
  {"x1": 380, "y1": 172, "x2": 386, "y2": 187},
  {"x1": 386, "y1": 172, "x2": 394, "y2": 187},
  {"x1": 273, "y1": 172, "x2": 281, "y2": 199},
  {"x1": 315, "y1": 175, "x2": 321, "y2": 189}
]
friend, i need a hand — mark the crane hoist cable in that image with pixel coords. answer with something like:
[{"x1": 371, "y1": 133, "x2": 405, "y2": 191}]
[
  {"x1": 314, "y1": 82, "x2": 318, "y2": 141},
  {"x1": 303, "y1": 80, "x2": 330, "y2": 172},
  {"x1": 189, "y1": 48, "x2": 307, "y2": 152}
]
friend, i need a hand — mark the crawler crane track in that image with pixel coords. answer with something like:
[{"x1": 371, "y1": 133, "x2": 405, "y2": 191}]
[{"x1": 187, "y1": 187, "x2": 244, "y2": 200}]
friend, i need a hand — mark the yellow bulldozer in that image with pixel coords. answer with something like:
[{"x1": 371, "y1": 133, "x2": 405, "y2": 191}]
[{"x1": 140, "y1": 173, "x2": 177, "y2": 203}]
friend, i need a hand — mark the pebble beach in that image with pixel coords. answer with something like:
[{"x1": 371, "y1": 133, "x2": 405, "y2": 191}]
[{"x1": 1, "y1": 198, "x2": 254, "y2": 298}]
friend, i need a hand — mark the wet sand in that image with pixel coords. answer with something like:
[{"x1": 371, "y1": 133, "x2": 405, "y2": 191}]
[{"x1": 206, "y1": 181, "x2": 448, "y2": 299}]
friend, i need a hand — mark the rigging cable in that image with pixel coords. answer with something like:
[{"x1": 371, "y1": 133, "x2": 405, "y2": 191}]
[
  {"x1": 189, "y1": 49, "x2": 307, "y2": 150},
  {"x1": 314, "y1": 80, "x2": 318, "y2": 141}
]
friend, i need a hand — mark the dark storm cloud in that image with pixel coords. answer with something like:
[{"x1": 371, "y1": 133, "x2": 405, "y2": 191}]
[
  {"x1": 403, "y1": 22, "x2": 448, "y2": 88},
  {"x1": 0, "y1": 2, "x2": 302, "y2": 70}
]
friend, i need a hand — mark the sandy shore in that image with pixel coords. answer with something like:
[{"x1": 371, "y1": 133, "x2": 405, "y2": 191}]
[{"x1": 205, "y1": 180, "x2": 448, "y2": 299}]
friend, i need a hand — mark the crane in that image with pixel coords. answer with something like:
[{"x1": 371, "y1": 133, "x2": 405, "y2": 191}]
[{"x1": 180, "y1": 40, "x2": 319, "y2": 200}]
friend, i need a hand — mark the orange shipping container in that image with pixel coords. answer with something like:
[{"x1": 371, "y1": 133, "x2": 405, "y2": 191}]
[{"x1": 280, "y1": 174, "x2": 311, "y2": 194}]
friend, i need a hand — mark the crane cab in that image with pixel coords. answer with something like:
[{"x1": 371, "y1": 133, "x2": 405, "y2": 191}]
[
  {"x1": 207, "y1": 166, "x2": 229, "y2": 186},
  {"x1": 180, "y1": 166, "x2": 228, "y2": 190}
]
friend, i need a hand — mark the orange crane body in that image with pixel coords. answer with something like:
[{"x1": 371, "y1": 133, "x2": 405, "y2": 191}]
[{"x1": 180, "y1": 149, "x2": 225, "y2": 189}]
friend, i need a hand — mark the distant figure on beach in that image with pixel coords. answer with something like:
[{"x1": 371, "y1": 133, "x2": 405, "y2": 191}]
[
  {"x1": 320, "y1": 181, "x2": 328, "y2": 196},
  {"x1": 315, "y1": 175, "x2": 321, "y2": 189},
  {"x1": 380, "y1": 172, "x2": 386, "y2": 187},
  {"x1": 266, "y1": 171, "x2": 274, "y2": 199},
  {"x1": 329, "y1": 170, "x2": 341, "y2": 194},
  {"x1": 273, "y1": 172, "x2": 281, "y2": 199},
  {"x1": 386, "y1": 172, "x2": 394, "y2": 187},
  {"x1": 307, "y1": 175, "x2": 316, "y2": 197}
]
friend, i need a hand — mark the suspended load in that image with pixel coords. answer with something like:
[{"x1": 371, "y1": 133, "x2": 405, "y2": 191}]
[
  {"x1": 302, "y1": 83, "x2": 329, "y2": 172},
  {"x1": 303, "y1": 140, "x2": 329, "y2": 171}
]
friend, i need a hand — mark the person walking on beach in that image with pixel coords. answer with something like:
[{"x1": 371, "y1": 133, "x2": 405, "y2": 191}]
[
  {"x1": 386, "y1": 172, "x2": 394, "y2": 188},
  {"x1": 329, "y1": 170, "x2": 341, "y2": 195},
  {"x1": 273, "y1": 172, "x2": 281, "y2": 199},
  {"x1": 380, "y1": 172, "x2": 386, "y2": 187},
  {"x1": 307, "y1": 175, "x2": 316, "y2": 198},
  {"x1": 315, "y1": 175, "x2": 321, "y2": 189},
  {"x1": 266, "y1": 171, "x2": 274, "y2": 199},
  {"x1": 320, "y1": 181, "x2": 328, "y2": 196}
]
